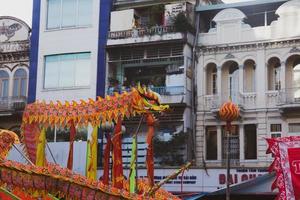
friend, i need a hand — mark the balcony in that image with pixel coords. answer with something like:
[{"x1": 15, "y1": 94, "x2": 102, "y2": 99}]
[
  {"x1": 203, "y1": 93, "x2": 244, "y2": 111},
  {"x1": 107, "y1": 26, "x2": 184, "y2": 46},
  {"x1": 278, "y1": 88, "x2": 300, "y2": 115},
  {"x1": 202, "y1": 92, "x2": 258, "y2": 115},
  {"x1": 0, "y1": 96, "x2": 27, "y2": 113},
  {"x1": 107, "y1": 86, "x2": 188, "y2": 104}
]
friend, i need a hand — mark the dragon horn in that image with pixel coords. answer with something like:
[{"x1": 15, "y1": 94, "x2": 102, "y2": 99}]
[{"x1": 137, "y1": 82, "x2": 144, "y2": 94}]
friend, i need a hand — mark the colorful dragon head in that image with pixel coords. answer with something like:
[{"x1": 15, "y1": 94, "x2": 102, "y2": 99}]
[{"x1": 130, "y1": 83, "x2": 169, "y2": 114}]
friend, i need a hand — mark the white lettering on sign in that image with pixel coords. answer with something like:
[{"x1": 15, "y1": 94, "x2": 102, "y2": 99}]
[{"x1": 292, "y1": 160, "x2": 300, "y2": 174}]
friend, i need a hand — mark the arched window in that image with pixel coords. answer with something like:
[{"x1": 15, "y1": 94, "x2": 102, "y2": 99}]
[
  {"x1": 0, "y1": 70, "x2": 9, "y2": 98},
  {"x1": 206, "y1": 63, "x2": 217, "y2": 95},
  {"x1": 13, "y1": 69, "x2": 27, "y2": 97},
  {"x1": 243, "y1": 60, "x2": 256, "y2": 93},
  {"x1": 267, "y1": 57, "x2": 281, "y2": 91}
]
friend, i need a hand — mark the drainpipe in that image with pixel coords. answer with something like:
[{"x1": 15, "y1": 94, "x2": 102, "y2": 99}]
[{"x1": 190, "y1": 0, "x2": 200, "y2": 162}]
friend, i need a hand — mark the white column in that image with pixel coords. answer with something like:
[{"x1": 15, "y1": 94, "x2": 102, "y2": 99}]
[
  {"x1": 256, "y1": 49, "x2": 267, "y2": 108},
  {"x1": 203, "y1": 67, "x2": 207, "y2": 96},
  {"x1": 239, "y1": 65, "x2": 244, "y2": 94},
  {"x1": 8, "y1": 73, "x2": 14, "y2": 97},
  {"x1": 217, "y1": 125, "x2": 222, "y2": 161},
  {"x1": 239, "y1": 125, "x2": 245, "y2": 161},
  {"x1": 217, "y1": 66, "x2": 222, "y2": 100},
  {"x1": 281, "y1": 61, "x2": 286, "y2": 90}
]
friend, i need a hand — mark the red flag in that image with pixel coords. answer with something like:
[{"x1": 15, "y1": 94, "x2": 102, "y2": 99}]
[
  {"x1": 102, "y1": 132, "x2": 112, "y2": 185},
  {"x1": 288, "y1": 148, "x2": 300, "y2": 199},
  {"x1": 111, "y1": 117, "x2": 124, "y2": 189},
  {"x1": 67, "y1": 121, "x2": 76, "y2": 170},
  {"x1": 146, "y1": 114, "x2": 156, "y2": 187},
  {"x1": 267, "y1": 136, "x2": 300, "y2": 200}
]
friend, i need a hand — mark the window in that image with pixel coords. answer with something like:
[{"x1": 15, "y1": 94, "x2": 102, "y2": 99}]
[
  {"x1": 270, "y1": 124, "x2": 281, "y2": 138},
  {"x1": 13, "y1": 69, "x2": 27, "y2": 97},
  {"x1": 212, "y1": 72, "x2": 217, "y2": 94},
  {"x1": 222, "y1": 125, "x2": 239, "y2": 163},
  {"x1": 244, "y1": 124, "x2": 257, "y2": 160},
  {"x1": 289, "y1": 123, "x2": 300, "y2": 135},
  {"x1": 274, "y1": 67, "x2": 281, "y2": 90},
  {"x1": 0, "y1": 70, "x2": 9, "y2": 98},
  {"x1": 47, "y1": 0, "x2": 93, "y2": 29},
  {"x1": 206, "y1": 126, "x2": 217, "y2": 160},
  {"x1": 46, "y1": 126, "x2": 87, "y2": 142},
  {"x1": 268, "y1": 57, "x2": 281, "y2": 91},
  {"x1": 44, "y1": 52, "x2": 91, "y2": 89}
]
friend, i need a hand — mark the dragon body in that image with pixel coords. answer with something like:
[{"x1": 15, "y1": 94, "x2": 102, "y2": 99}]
[{"x1": 0, "y1": 87, "x2": 183, "y2": 199}]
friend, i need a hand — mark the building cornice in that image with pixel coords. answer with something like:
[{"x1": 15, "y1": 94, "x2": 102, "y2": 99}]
[{"x1": 198, "y1": 38, "x2": 300, "y2": 56}]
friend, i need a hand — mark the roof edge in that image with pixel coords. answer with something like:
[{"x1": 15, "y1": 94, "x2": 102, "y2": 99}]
[{"x1": 196, "y1": 0, "x2": 288, "y2": 12}]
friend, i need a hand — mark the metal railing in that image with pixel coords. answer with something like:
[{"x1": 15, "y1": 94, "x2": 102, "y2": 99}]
[
  {"x1": 151, "y1": 86, "x2": 185, "y2": 95},
  {"x1": 107, "y1": 86, "x2": 185, "y2": 96},
  {"x1": 278, "y1": 87, "x2": 300, "y2": 104},
  {"x1": 203, "y1": 92, "x2": 244, "y2": 110},
  {"x1": 0, "y1": 96, "x2": 27, "y2": 111},
  {"x1": 108, "y1": 26, "x2": 175, "y2": 40}
]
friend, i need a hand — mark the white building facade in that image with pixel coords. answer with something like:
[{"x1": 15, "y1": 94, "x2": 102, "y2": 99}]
[
  {"x1": 17, "y1": 0, "x2": 112, "y2": 175},
  {"x1": 0, "y1": 16, "x2": 30, "y2": 134},
  {"x1": 195, "y1": 0, "x2": 300, "y2": 189}
]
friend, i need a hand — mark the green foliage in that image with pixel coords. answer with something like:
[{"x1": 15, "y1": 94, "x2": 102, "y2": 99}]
[
  {"x1": 173, "y1": 12, "x2": 194, "y2": 33},
  {"x1": 148, "y1": 4, "x2": 165, "y2": 28},
  {"x1": 153, "y1": 131, "x2": 188, "y2": 166}
]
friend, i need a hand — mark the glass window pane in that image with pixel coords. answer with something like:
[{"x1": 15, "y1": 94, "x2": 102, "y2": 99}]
[
  {"x1": 206, "y1": 127, "x2": 217, "y2": 160},
  {"x1": 21, "y1": 78, "x2": 27, "y2": 96},
  {"x1": 289, "y1": 123, "x2": 300, "y2": 133},
  {"x1": 47, "y1": 0, "x2": 61, "y2": 29},
  {"x1": 0, "y1": 70, "x2": 9, "y2": 78},
  {"x1": 270, "y1": 124, "x2": 281, "y2": 132},
  {"x1": 244, "y1": 124, "x2": 257, "y2": 160},
  {"x1": 78, "y1": 0, "x2": 92, "y2": 26},
  {"x1": 62, "y1": 0, "x2": 77, "y2": 27},
  {"x1": 75, "y1": 54, "x2": 90, "y2": 86},
  {"x1": 60, "y1": 57, "x2": 75, "y2": 87},
  {"x1": 13, "y1": 79, "x2": 19, "y2": 97},
  {"x1": 45, "y1": 56, "x2": 60, "y2": 88},
  {"x1": 1, "y1": 79, "x2": 9, "y2": 97},
  {"x1": 14, "y1": 69, "x2": 26, "y2": 77}
]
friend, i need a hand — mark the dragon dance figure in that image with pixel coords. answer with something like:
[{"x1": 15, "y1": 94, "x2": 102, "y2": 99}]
[{"x1": 0, "y1": 86, "x2": 189, "y2": 200}]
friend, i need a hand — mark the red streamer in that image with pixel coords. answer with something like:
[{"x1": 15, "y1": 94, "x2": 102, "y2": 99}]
[{"x1": 67, "y1": 121, "x2": 76, "y2": 170}]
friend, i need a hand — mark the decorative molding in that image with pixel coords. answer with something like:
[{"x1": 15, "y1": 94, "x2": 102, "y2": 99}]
[
  {"x1": 0, "y1": 22, "x2": 22, "y2": 42},
  {"x1": 225, "y1": 53, "x2": 235, "y2": 59},
  {"x1": 289, "y1": 47, "x2": 300, "y2": 53},
  {"x1": 199, "y1": 39, "x2": 300, "y2": 56}
]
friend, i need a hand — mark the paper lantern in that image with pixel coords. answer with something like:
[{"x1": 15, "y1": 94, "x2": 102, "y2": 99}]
[{"x1": 219, "y1": 101, "x2": 239, "y2": 122}]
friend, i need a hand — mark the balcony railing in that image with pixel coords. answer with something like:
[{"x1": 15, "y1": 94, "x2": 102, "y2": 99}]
[
  {"x1": 0, "y1": 96, "x2": 27, "y2": 111},
  {"x1": 203, "y1": 92, "x2": 245, "y2": 111},
  {"x1": 107, "y1": 86, "x2": 185, "y2": 96},
  {"x1": 151, "y1": 86, "x2": 184, "y2": 96},
  {"x1": 278, "y1": 87, "x2": 300, "y2": 105},
  {"x1": 108, "y1": 26, "x2": 175, "y2": 40}
]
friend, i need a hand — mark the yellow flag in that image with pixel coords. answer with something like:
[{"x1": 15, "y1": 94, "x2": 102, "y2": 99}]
[
  {"x1": 36, "y1": 127, "x2": 46, "y2": 166},
  {"x1": 86, "y1": 127, "x2": 98, "y2": 180}
]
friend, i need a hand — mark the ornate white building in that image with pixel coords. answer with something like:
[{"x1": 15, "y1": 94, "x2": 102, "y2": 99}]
[
  {"x1": 0, "y1": 16, "x2": 30, "y2": 135},
  {"x1": 196, "y1": 0, "x2": 300, "y2": 173}
]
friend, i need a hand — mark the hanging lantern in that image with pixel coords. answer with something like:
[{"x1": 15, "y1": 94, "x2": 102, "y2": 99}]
[{"x1": 219, "y1": 101, "x2": 240, "y2": 130}]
